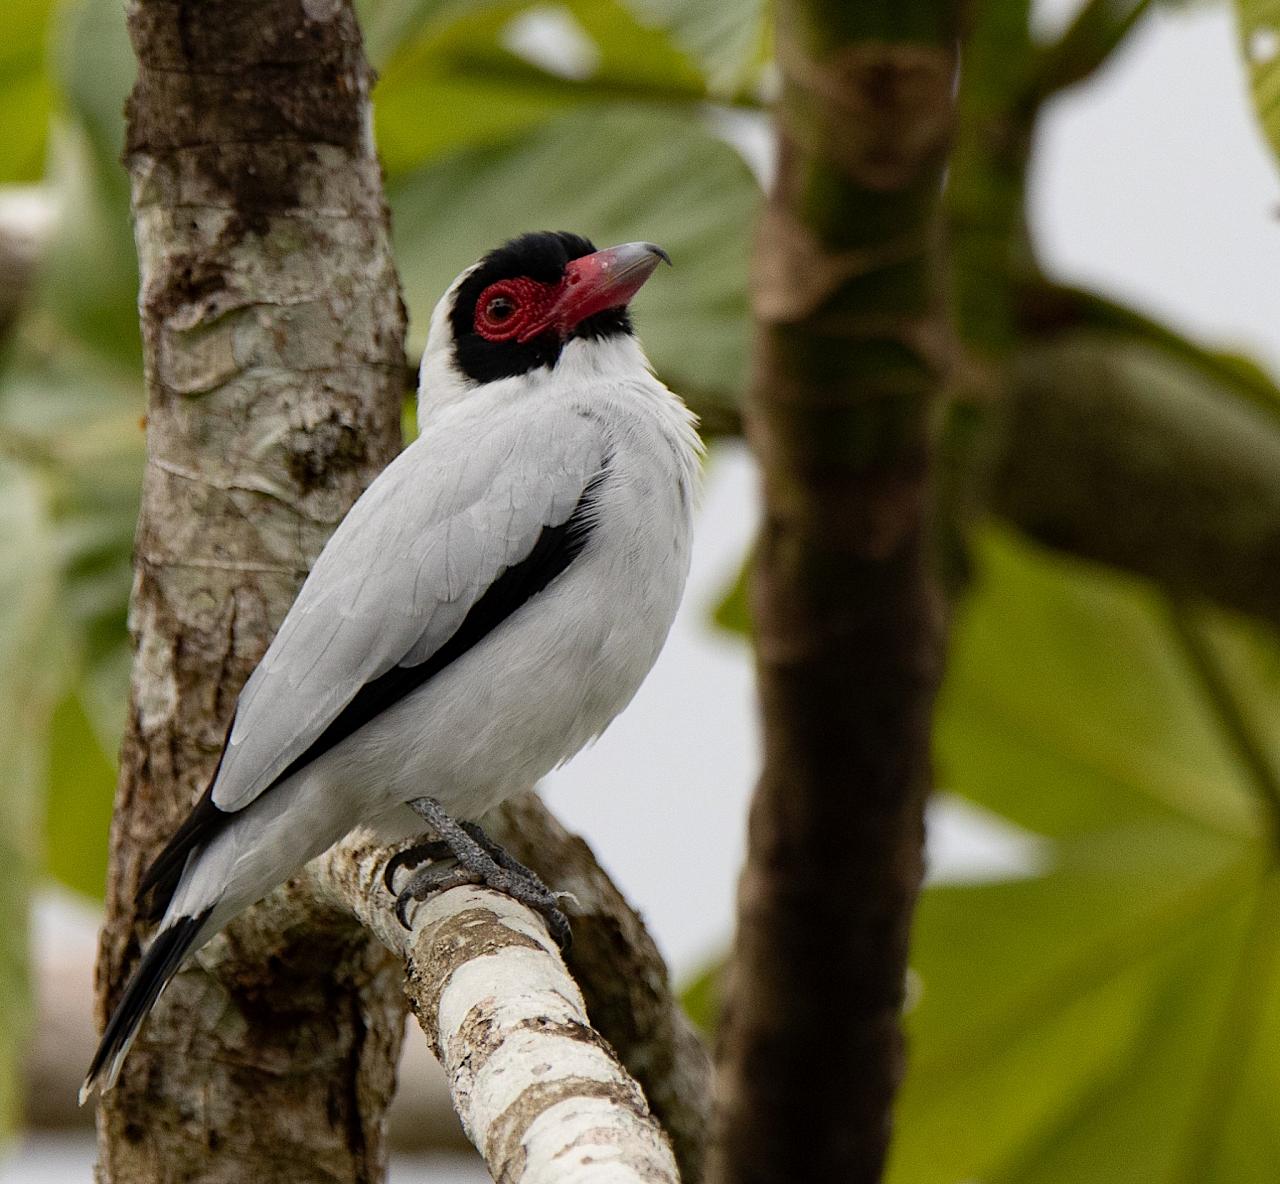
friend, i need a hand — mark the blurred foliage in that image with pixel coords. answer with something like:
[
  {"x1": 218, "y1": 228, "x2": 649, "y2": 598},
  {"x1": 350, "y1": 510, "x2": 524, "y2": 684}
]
[
  {"x1": 389, "y1": 105, "x2": 754, "y2": 402},
  {"x1": 1027, "y1": 282, "x2": 1280, "y2": 423},
  {"x1": 0, "y1": 457, "x2": 56, "y2": 1136},
  {"x1": 896, "y1": 532, "x2": 1280, "y2": 1184},
  {"x1": 678, "y1": 958, "x2": 721, "y2": 1034},
  {"x1": 0, "y1": 0, "x2": 1278, "y2": 1172},
  {"x1": 365, "y1": 0, "x2": 761, "y2": 409},
  {"x1": 713, "y1": 528, "x2": 1280, "y2": 1181},
  {"x1": 1235, "y1": 0, "x2": 1280, "y2": 159},
  {"x1": 0, "y1": 0, "x2": 56, "y2": 184}
]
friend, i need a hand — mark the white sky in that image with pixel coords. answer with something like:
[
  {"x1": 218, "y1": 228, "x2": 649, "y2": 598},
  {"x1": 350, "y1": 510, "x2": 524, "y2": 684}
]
[{"x1": 1031, "y1": 0, "x2": 1280, "y2": 376}]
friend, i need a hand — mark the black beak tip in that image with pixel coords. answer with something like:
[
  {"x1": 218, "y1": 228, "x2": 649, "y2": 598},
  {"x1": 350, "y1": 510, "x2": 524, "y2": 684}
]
[{"x1": 644, "y1": 243, "x2": 673, "y2": 267}]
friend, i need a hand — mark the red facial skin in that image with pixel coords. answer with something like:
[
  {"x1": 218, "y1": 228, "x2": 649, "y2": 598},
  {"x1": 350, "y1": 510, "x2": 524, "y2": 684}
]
[
  {"x1": 473, "y1": 245, "x2": 665, "y2": 344},
  {"x1": 473, "y1": 277, "x2": 557, "y2": 343}
]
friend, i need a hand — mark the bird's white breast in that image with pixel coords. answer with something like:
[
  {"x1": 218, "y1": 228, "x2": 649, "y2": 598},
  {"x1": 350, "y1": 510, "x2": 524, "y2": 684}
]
[{"x1": 337, "y1": 337, "x2": 701, "y2": 828}]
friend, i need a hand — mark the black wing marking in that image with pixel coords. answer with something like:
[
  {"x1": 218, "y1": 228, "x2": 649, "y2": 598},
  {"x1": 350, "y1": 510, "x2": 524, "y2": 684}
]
[{"x1": 137, "y1": 468, "x2": 607, "y2": 921}]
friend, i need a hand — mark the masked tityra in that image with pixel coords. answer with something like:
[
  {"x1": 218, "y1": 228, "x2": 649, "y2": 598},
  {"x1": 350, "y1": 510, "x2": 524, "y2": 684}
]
[{"x1": 82, "y1": 232, "x2": 701, "y2": 1101}]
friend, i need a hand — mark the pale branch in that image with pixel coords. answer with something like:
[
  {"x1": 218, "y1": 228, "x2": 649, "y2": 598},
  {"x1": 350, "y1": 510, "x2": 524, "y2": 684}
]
[
  {"x1": 306, "y1": 835, "x2": 683, "y2": 1184},
  {"x1": 487, "y1": 794, "x2": 713, "y2": 1184}
]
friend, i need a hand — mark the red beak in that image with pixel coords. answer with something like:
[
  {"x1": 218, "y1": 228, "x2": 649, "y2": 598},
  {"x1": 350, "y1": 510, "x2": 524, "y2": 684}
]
[{"x1": 529, "y1": 242, "x2": 671, "y2": 340}]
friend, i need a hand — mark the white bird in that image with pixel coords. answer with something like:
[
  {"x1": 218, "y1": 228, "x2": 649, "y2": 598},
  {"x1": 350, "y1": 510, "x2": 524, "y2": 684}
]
[{"x1": 83, "y1": 231, "x2": 702, "y2": 1101}]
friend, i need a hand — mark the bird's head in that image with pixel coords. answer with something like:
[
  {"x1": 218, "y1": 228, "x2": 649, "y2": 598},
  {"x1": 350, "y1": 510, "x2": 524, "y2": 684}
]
[{"x1": 419, "y1": 231, "x2": 670, "y2": 404}]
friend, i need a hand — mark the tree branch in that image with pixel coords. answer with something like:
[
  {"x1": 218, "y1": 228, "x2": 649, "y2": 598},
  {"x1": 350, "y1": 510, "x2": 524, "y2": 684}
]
[
  {"x1": 0, "y1": 221, "x2": 41, "y2": 344},
  {"x1": 487, "y1": 794, "x2": 713, "y2": 1184},
  {"x1": 307, "y1": 836, "x2": 683, "y2": 1184}
]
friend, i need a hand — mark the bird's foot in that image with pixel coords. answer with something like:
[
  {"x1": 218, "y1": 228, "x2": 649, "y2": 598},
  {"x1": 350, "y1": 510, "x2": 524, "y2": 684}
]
[
  {"x1": 388, "y1": 797, "x2": 572, "y2": 950},
  {"x1": 382, "y1": 839, "x2": 453, "y2": 894}
]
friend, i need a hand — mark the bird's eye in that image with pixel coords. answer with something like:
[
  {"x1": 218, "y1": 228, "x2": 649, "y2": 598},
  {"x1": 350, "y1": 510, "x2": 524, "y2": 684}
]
[
  {"x1": 486, "y1": 295, "x2": 516, "y2": 322},
  {"x1": 473, "y1": 278, "x2": 543, "y2": 341}
]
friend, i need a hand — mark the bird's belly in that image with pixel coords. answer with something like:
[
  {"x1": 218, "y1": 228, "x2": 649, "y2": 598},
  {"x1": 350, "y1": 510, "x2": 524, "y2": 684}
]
[{"x1": 325, "y1": 527, "x2": 687, "y2": 830}]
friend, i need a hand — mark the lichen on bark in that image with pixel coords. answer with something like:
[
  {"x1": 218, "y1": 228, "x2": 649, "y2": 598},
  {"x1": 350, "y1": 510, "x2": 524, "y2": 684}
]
[
  {"x1": 488, "y1": 793, "x2": 713, "y2": 1183},
  {"x1": 308, "y1": 836, "x2": 684, "y2": 1184}
]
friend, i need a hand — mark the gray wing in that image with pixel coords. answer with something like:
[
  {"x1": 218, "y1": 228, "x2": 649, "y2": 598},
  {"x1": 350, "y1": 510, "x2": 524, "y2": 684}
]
[{"x1": 212, "y1": 408, "x2": 605, "y2": 812}]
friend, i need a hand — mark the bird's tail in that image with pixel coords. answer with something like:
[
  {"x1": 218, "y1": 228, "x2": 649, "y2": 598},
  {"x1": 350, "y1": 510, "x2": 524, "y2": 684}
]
[{"x1": 79, "y1": 907, "x2": 213, "y2": 1104}]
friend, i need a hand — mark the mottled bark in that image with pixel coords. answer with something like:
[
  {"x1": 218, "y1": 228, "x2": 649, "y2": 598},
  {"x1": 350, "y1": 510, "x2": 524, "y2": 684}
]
[
  {"x1": 92, "y1": 2, "x2": 407, "y2": 1181},
  {"x1": 489, "y1": 793, "x2": 713, "y2": 1184},
  {"x1": 308, "y1": 836, "x2": 683, "y2": 1184},
  {"x1": 710, "y1": 4, "x2": 958, "y2": 1184}
]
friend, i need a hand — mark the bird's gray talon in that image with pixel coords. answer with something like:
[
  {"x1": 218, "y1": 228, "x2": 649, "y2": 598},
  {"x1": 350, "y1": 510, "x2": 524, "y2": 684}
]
[
  {"x1": 397, "y1": 798, "x2": 573, "y2": 947},
  {"x1": 383, "y1": 839, "x2": 453, "y2": 893},
  {"x1": 393, "y1": 860, "x2": 481, "y2": 928},
  {"x1": 391, "y1": 799, "x2": 574, "y2": 946},
  {"x1": 546, "y1": 909, "x2": 572, "y2": 952}
]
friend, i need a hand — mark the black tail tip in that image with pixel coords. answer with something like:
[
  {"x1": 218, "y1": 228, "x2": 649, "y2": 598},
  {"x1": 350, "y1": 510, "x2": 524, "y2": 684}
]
[{"x1": 81, "y1": 910, "x2": 211, "y2": 1102}]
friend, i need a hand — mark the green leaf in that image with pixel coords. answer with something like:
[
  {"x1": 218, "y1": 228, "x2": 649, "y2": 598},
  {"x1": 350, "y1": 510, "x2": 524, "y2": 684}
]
[
  {"x1": 373, "y1": 0, "x2": 713, "y2": 174},
  {"x1": 0, "y1": 335, "x2": 142, "y2": 901},
  {"x1": 623, "y1": 0, "x2": 769, "y2": 94},
  {"x1": 1191, "y1": 609, "x2": 1280, "y2": 784},
  {"x1": 43, "y1": 691, "x2": 117, "y2": 900},
  {"x1": 0, "y1": 0, "x2": 56, "y2": 183},
  {"x1": 52, "y1": 0, "x2": 137, "y2": 176},
  {"x1": 1235, "y1": 0, "x2": 1280, "y2": 164},
  {"x1": 366, "y1": 0, "x2": 767, "y2": 93},
  {"x1": 1021, "y1": 281, "x2": 1280, "y2": 425},
  {"x1": 888, "y1": 529, "x2": 1280, "y2": 1184},
  {"x1": 390, "y1": 105, "x2": 756, "y2": 410},
  {"x1": 679, "y1": 956, "x2": 724, "y2": 1036},
  {"x1": 28, "y1": 120, "x2": 141, "y2": 367},
  {"x1": 712, "y1": 552, "x2": 750, "y2": 635},
  {"x1": 0, "y1": 0, "x2": 140, "y2": 908}
]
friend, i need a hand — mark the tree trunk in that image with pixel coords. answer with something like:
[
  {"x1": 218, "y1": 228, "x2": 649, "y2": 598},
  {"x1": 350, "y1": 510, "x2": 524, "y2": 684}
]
[
  {"x1": 92, "y1": 2, "x2": 407, "y2": 1179},
  {"x1": 709, "y1": 4, "x2": 959, "y2": 1183}
]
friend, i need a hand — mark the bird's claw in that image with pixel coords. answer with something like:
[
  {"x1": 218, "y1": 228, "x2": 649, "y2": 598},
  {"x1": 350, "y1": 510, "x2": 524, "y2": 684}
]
[
  {"x1": 383, "y1": 839, "x2": 453, "y2": 893},
  {"x1": 393, "y1": 862, "x2": 475, "y2": 928},
  {"x1": 389, "y1": 798, "x2": 573, "y2": 949},
  {"x1": 391, "y1": 858, "x2": 572, "y2": 950},
  {"x1": 387, "y1": 841, "x2": 571, "y2": 950}
]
